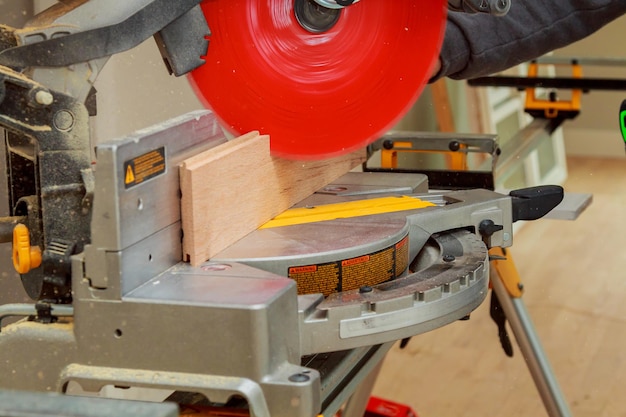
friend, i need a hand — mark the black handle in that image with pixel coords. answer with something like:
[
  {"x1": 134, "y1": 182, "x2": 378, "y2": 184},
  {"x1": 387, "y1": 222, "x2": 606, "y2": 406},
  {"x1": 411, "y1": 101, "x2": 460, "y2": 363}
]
[{"x1": 510, "y1": 185, "x2": 564, "y2": 222}]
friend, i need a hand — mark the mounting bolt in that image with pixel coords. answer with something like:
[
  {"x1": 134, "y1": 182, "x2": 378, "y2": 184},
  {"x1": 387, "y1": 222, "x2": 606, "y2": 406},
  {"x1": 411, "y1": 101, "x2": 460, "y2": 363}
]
[
  {"x1": 53, "y1": 110, "x2": 75, "y2": 132},
  {"x1": 35, "y1": 90, "x2": 53, "y2": 106},
  {"x1": 289, "y1": 373, "x2": 310, "y2": 383},
  {"x1": 382, "y1": 140, "x2": 394, "y2": 150},
  {"x1": 448, "y1": 141, "x2": 461, "y2": 152},
  {"x1": 443, "y1": 254, "x2": 456, "y2": 262},
  {"x1": 359, "y1": 285, "x2": 373, "y2": 293}
]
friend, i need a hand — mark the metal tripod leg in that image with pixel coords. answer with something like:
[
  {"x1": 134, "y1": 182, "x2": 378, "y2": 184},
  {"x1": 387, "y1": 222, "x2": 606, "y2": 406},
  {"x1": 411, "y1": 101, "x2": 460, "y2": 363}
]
[
  {"x1": 490, "y1": 248, "x2": 573, "y2": 417},
  {"x1": 341, "y1": 359, "x2": 384, "y2": 417}
]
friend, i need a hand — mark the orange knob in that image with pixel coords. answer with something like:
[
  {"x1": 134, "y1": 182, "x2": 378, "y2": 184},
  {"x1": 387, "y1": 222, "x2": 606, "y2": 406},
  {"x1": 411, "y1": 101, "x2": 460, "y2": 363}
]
[{"x1": 12, "y1": 224, "x2": 42, "y2": 274}]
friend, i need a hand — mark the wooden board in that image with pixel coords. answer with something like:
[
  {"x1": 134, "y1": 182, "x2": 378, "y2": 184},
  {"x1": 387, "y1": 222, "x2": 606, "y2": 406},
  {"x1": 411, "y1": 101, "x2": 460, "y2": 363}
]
[{"x1": 180, "y1": 132, "x2": 366, "y2": 265}]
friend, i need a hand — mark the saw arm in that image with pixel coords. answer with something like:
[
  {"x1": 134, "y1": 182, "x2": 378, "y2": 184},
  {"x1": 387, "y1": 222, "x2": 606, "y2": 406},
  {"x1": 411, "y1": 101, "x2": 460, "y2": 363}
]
[{"x1": 0, "y1": 0, "x2": 207, "y2": 76}]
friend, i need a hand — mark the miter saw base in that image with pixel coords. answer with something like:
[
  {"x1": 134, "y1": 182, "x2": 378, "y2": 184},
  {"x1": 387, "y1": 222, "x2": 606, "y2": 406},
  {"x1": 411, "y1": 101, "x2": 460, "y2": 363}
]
[{"x1": 0, "y1": 110, "x2": 535, "y2": 417}]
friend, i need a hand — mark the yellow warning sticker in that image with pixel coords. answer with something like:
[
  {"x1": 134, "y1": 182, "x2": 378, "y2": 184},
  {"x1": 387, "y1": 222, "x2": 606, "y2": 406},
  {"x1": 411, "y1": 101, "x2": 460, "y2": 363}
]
[
  {"x1": 125, "y1": 165, "x2": 135, "y2": 184},
  {"x1": 288, "y1": 234, "x2": 409, "y2": 296},
  {"x1": 124, "y1": 147, "x2": 166, "y2": 189}
]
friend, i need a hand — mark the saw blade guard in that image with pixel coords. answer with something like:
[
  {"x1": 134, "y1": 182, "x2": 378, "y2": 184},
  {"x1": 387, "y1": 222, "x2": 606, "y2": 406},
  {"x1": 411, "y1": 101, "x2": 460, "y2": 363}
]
[{"x1": 189, "y1": 0, "x2": 446, "y2": 160}]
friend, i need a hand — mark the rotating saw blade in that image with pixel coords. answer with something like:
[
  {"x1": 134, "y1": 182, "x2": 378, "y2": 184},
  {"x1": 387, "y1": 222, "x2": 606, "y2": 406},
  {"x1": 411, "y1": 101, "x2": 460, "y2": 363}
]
[{"x1": 189, "y1": 0, "x2": 446, "y2": 159}]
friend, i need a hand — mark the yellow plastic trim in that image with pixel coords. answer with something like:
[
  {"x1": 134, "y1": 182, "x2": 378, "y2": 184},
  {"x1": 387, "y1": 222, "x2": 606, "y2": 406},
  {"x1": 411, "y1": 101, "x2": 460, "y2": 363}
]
[
  {"x1": 524, "y1": 61, "x2": 582, "y2": 118},
  {"x1": 489, "y1": 247, "x2": 523, "y2": 298},
  {"x1": 12, "y1": 223, "x2": 42, "y2": 274},
  {"x1": 380, "y1": 141, "x2": 468, "y2": 171},
  {"x1": 261, "y1": 196, "x2": 436, "y2": 229},
  {"x1": 380, "y1": 142, "x2": 414, "y2": 168}
]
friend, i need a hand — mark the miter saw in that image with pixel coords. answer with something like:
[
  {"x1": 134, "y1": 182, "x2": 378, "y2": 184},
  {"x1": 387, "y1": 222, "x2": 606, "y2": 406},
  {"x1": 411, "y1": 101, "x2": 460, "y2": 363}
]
[{"x1": 0, "y1": 1, "x2": 565, "y2": 417}]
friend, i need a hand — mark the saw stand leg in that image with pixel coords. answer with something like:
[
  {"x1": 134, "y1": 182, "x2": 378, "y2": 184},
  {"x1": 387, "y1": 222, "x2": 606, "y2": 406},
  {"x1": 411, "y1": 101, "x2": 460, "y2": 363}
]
[
  {"x1": 341, "y1": 361, "x2": 384, "y2": 417},
  {"x1": 489, "y1": 247, "x2": 573, "y2": 417}
]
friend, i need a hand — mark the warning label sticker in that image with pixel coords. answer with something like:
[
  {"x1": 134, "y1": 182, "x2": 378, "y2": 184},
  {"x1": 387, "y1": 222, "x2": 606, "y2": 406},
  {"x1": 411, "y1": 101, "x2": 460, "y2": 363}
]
[
  {"x1": 288, "y1": 234, "x2": 410, "y2": 296},
  {"x1": 124, "y1": 147, "x2": 166, "y2": 189}
]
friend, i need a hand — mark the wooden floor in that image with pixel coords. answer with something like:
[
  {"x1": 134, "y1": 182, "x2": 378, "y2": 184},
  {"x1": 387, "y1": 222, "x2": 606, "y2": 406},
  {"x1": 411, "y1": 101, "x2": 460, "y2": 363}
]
[{"x1": 371, "y1": 157, "x2": 626, "y2": 417}]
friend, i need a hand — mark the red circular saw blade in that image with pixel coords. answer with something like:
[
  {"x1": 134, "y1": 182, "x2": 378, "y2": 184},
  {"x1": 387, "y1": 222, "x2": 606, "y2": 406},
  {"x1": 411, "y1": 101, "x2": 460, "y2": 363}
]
[{"x1": 189, "y1": 0, "x2": 446, "y2": 160}]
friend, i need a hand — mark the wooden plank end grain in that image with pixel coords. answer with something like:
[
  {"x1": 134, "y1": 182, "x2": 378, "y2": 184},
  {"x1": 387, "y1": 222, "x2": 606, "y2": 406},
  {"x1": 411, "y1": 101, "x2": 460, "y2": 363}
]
[{"x1": 180, "y1": 132, "x2": 366, "y2": 266}]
